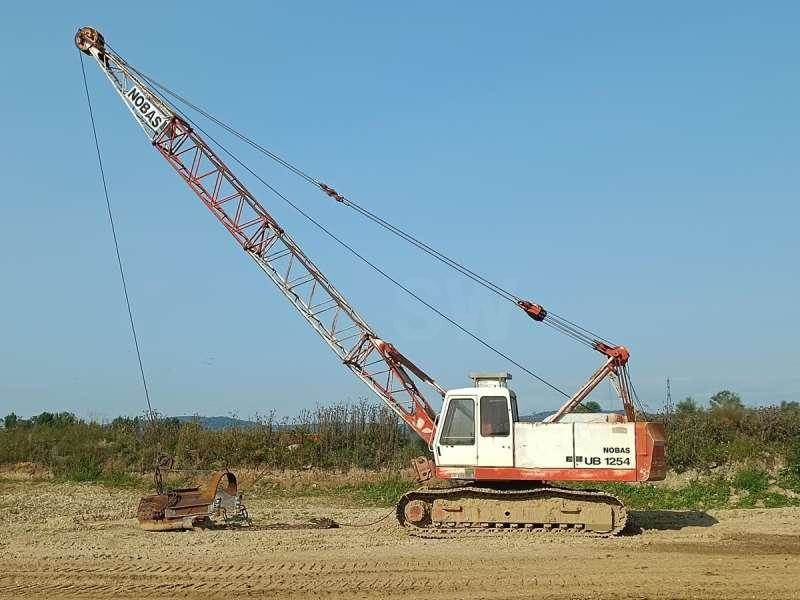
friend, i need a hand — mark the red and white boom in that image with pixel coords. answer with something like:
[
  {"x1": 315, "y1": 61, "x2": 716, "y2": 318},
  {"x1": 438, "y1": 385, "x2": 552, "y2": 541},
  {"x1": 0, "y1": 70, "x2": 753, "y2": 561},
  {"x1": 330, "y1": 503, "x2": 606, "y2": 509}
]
[{"x1": 76, "y1": 27, "x2": 442, "y2": 444}]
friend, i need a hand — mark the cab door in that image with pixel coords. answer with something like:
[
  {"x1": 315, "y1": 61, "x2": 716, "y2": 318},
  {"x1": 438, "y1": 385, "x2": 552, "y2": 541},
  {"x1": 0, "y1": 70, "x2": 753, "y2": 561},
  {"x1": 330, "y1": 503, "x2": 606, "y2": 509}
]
[
  {"x1": 434, "y1": 397, "x2": 477, "y2": 466},
  {"x1": 476, "y1": 395, "x2": 514, "y2": 466}
]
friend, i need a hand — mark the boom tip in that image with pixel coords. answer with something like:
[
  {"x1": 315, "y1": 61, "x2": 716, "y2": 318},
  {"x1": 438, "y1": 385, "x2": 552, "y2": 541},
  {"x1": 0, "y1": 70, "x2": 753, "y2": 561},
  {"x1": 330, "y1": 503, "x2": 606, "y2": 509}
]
[{"x1": 75, "y1": 26, "x2": 104, "y2": 54}]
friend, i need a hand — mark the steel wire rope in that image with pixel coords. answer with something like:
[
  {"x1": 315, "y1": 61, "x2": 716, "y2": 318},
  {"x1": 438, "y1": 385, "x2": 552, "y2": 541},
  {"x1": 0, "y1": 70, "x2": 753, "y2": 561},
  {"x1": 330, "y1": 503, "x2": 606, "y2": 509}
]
[
  {"x1": 80, "y1": 53, "x2": 156, "y2": 424},
  {"x1": 124, "y1": 64, "x2": 519, "y2": 303},
  {"x1": 146, "y1": 98, "x2": 570, "y2": 399},
  {"x1": 624, "y1": 365, "x2": 649, "y2": 416},
  {"x1": 338, "y1": 508, "x2": 397, "y2": 528},
  {"x1": 108, "y1": 49, "x2": 615, "y2": 349}
]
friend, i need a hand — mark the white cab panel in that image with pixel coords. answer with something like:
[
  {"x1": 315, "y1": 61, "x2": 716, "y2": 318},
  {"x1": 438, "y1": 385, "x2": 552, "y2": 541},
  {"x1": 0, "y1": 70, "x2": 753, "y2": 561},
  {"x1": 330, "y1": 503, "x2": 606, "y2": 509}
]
[
  {"x1": 514, "y1": 422, "x2": 573, "y2": 469},
  {"x1": 512, "y1": 422, "x2": 636, "y2": 471},
  {"x1": 573, "y1": 423, "x2": 635, "y2": 470},
  {"x1": 437, "y1": 442, "x2": 477, "y2": 466}
]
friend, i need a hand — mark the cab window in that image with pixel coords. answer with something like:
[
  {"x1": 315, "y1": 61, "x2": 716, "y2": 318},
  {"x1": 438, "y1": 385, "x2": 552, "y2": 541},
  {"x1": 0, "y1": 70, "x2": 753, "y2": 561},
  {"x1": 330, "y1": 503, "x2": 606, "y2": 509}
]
[
  {"x1": 440, "y1": 398, "x2": 475, "y2": 445},
  {"x1": 480, "y1": 396, "x2": 510, "y2": 437}
]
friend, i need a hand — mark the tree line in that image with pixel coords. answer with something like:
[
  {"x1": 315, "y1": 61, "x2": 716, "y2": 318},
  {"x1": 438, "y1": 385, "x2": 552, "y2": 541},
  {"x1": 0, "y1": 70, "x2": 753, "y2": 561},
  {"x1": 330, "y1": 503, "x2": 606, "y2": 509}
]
[{"x1": 1, "y1": 391, "x2": 799, "y2": 483}]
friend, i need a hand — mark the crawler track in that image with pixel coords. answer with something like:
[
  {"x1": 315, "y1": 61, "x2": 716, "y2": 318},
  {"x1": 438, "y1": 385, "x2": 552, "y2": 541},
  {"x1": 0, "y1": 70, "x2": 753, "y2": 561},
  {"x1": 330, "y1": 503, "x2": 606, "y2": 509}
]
[{"x1": 397, "y1": 486, "x2": 627, "y2": 537}]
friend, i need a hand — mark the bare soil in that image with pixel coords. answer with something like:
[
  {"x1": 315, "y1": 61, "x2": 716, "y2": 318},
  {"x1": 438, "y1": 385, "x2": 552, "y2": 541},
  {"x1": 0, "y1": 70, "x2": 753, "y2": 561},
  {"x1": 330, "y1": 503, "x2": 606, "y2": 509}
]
[{"x1": 1, "y1": 479, "x2": 798, "y2": 599}]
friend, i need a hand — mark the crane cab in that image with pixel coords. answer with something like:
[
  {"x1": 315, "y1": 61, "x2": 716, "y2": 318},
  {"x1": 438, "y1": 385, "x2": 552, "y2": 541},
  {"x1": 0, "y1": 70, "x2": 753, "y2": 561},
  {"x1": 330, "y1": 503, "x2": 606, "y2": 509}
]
[
  {"x1": 431, "y1": 372, "x2": 667, "y2": 482},
  {"x1": 433, "y1": 373, "x2": 517, "y2": 468}
]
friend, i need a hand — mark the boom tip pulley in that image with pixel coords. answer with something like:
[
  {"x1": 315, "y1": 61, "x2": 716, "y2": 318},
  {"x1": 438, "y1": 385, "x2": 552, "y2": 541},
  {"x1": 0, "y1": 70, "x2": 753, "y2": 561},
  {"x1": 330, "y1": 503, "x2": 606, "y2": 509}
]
[
  {"x1": 75, "y1": 26, "x2": 104, "y2": 55},
  {"x1": 594, "y1": 342, "x2": 630, "y2": 366}
]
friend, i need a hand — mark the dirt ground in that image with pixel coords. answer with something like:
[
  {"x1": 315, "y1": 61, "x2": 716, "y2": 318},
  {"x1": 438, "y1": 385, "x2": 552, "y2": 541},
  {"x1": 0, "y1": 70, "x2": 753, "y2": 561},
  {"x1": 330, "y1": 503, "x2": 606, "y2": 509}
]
[{"x1": 1, "y1": 480, "x2": 798, "y2": 599}]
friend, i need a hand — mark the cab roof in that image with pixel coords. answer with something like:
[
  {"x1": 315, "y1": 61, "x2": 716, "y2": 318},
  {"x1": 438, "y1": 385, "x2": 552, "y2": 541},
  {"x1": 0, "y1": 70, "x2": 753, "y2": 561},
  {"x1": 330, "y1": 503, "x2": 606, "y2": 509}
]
[{"x1": 445, "y1": 387, "x2": 514, "y2": 397}]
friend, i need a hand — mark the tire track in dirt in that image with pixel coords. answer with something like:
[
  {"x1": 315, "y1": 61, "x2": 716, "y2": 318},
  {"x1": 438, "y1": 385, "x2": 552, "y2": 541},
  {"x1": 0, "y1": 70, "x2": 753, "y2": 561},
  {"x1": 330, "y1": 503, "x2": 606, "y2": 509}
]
[
  {"x1": 2, "y1": 552, "x2": 798, "y2": 600},
  {"x1": 3, "y1": 483, "x2": 800, "y2": 599}
]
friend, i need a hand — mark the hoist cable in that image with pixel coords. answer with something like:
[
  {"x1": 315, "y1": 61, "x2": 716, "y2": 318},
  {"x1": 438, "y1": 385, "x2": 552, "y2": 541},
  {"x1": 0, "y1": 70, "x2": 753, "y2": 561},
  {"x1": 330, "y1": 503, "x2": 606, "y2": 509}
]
[
  {"x1": 142, "y1": 67, "x2": 616, "y2": 347},
  {"x1": 543, "y1": 320, "x2": 595, "y2": 347},
  {"x1": 99, "y1": 50, "x2": 570, "y2": 398},
  {"x1": 112, "y1": 54, "x2": 614, "y2": 348},
  {"x1": 624, "y1": 365, "x2": 649, "y2": 416},
  {"x1": 549, "y1": 313, "x2": 614, "y2": 347},
  {"x1": 102, "y1": 48, "x2": 621, "y2": 400},
  {"x1": 80, "y1": 53, "x2": 156, "y2": 424},
  {"x1": 105, "y1": 43, "x2": 318, "y2": 187},
  {"x1": 119, "y1": 60, "x2": 520, "y2": 304},
  {"x1": 162, "y1": 104, "x2": 571, "y2": 399}
]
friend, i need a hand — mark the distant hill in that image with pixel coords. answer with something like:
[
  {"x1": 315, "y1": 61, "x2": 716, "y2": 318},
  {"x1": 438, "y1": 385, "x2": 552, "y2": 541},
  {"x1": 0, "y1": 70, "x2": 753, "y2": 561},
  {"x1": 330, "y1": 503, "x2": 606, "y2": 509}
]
[{"x1": 174, "y1": 415, "x2": 259, "y2": 430}]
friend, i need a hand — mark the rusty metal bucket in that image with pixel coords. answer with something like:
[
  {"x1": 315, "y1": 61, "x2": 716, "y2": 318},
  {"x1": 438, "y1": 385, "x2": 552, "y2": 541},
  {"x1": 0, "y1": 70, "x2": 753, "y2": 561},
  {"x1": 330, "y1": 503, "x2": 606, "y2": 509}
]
[{"x1": 137, "y1": 470, "x2": 249, "y2": 531}]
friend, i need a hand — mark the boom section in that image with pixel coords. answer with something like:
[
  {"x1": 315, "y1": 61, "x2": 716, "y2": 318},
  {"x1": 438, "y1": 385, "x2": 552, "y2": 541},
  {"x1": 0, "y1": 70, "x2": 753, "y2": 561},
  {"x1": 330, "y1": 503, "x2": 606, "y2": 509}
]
[{"x1": 76, "y1": 27, "x2": 440, "y2": 444}]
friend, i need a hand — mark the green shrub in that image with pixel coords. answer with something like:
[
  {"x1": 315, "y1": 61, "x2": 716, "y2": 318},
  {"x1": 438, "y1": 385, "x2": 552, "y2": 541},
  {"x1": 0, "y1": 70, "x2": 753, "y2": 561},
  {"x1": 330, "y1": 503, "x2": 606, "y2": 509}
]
[
  {"x1": 727, "y1": 436, "x2": 762, "y2": 463},
  {"x1": 777, "y1": 469, "x2": 800, "y2": 493},
  {"x1": 762, "y1": 493, "x2": 798, "y2": 509},
  {"x1": 59, "y1": 455, "x2": 103, "y2": 482},
  {"x1": 99, "y1": 470, "x2": 141, "y2": 488},
  {"x1": 0, "y1": 402, "x2": 424, "y2": 476},
  {"x1": 660, "y1": 401, "x2": 800, "y2": 472},
  {"x1": 596, "y1": 478, "x2": 730, "y2": 510},
  {"x1": 353, "y1": 475, "x2": 415, "y2": 506},
  {"x1": 732, "y1": 467, "x2": 769, "y2": 494},
  {"x1": 675, "y1": 477, "x2": 731, "y2": 508},
  {"x1": 786, "y1": 436, "x2": 800, "y2": 476}
]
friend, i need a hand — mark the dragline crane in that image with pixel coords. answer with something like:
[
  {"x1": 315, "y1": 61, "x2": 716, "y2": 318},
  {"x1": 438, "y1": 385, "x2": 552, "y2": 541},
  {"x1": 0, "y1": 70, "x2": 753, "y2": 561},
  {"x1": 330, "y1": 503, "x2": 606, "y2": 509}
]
[{"x1": 76, "y1": 27, "x2": 666, "y2": 536}]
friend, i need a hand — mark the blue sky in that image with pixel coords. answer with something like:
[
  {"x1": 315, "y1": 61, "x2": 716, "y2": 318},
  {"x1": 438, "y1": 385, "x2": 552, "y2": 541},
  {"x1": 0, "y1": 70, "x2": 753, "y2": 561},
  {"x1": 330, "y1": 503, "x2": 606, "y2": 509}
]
[{"x1": 1, "y1": 3, "x2": 797, "y2": 420}]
